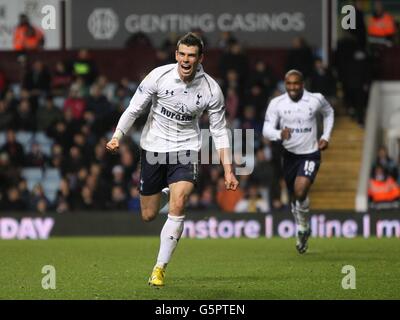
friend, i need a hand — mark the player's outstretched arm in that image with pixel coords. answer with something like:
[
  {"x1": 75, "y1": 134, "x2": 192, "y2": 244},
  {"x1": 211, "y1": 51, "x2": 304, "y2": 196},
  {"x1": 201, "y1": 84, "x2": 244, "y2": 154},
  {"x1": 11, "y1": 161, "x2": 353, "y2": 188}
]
[{"x1": 106, "y1": 70, "x2": 158, "y2": 154}]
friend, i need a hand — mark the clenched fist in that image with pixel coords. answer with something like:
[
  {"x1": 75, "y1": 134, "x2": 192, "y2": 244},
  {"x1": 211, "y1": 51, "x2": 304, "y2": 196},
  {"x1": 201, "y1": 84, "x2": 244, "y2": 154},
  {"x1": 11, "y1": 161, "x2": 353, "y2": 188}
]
[{"x1": 106, "y1": 138, "x2": 119, "y2": 153}]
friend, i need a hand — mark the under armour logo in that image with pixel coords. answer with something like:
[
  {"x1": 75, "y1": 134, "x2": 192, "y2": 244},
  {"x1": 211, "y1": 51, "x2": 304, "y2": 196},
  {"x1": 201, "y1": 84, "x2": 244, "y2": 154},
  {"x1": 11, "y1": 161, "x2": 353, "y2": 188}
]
[
  {"x1": 196, "y1": 93, "x2": 202, "y2": 105},
  {"x1": 166, "y1": 90, "x2": 174, "y2": 96},
  {"x1": 169, "y1": 235, "x2": 179, "y2": 242}
]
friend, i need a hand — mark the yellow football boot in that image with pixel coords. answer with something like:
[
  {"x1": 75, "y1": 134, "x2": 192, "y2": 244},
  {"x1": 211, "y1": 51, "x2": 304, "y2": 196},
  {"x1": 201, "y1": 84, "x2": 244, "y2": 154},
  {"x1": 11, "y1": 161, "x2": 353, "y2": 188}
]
[{"x1": 148, "y1": 266, "x2": 166, "y2": 287}]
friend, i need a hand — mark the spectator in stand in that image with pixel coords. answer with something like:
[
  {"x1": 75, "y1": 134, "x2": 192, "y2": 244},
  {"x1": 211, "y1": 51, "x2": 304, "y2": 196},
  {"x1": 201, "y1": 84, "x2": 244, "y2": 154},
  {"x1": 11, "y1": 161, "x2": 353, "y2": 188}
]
[
  {"x1": 111, "y1": 165, "x2": 126, "y2": 189},
  {"x1": 367, "y1": 1, "x2": 397, "y2": 46},
  {"x1": 200, "y1": 185, "x2": 219, "y2": 210},
  {"x1": 219, "y1": 40, "x2": 249, "y2": 95},
  {"x1": 309, "y1": 58, "x2": 337, "y2": 99},
  {"x1": 234, "y1": 184, "x2": 269, "y2": 213},
  {"x1": 107, "y1": 185, "x2": 128, "y2": 210},
  {"x1": 124, "y1": 32, "x2": 153, "y2": 49},
  {"x1": 36, "y1": 96, "x2": 63, "y2": 131},
  {"x1": 85, "y1": 83, "x2": 112, "y2": 136},
  {"x1": 216, "y1": 177, "x2": 244, "y2": 212},
  {"x1": 29, "y1": 184, "x2": 49, "y2": 212},
  {"x1": 247, "y1": 60, "x2": 277, "y2": 98},
  {"x1": 63, "y1": 86, "x2": 86, "y2": 120},
  {"x1": 368, "y1": 165, "x2": 400, "y2": 204},
  {"x1": 3, "y1": 186, "x2": 27, "y2": 211},
  {"x1": 217, "y1": 31, "x2": 237, "y2": 51},
  {"x1": 54, "y1": 178, "x2": 72, "y2": 213},
  {"x1": 48, "y1": 143, "x2": 64, "y2": 169},
  {"x1": 187, "y1": 192, "x2": 202, "y2": 210},
  {"x1": 250, "y1": 147, "x2": 281, "y2": 209},
  {"x1": 52, "y1": 61, "x2": 73, "y2": 96},
  {"x1": 70, "y1": 49, "x2": 98, "y2": 85},
  {"x1": 0, "y1": 99, "x2": 15, "y2": 130},
  {"x1": 18, "y1": 179, "x2": 30, "y2": 206},
  {"x1": 25, "y1": 142, "x2": 49, "y2": 167},
  {"x1": 72, "y1": 132, "x2": 92, "y2": 159},
  {"x1": 127, "y1": 186, "x2": 141, "y2": 212},
  {"x1": 244, "y1": 82, "x2": 270, "y2": 119},
  {"x1": 62, "y1": 146, "x2": 86, "y2": 175},
  {"x1": 13, "y1": 14, "x2": 44, "y2": 51},
  {"x1": 0, "y1": 152, "x2": 21, "y2": 193},
  {"x1": 373, "y1": 146, "x2": 398, "y2": 180},
  {"x1": 240, "y1": 105, "x2": 263, "y2": 136},
  {"x1": 0, "y1": 69, "x2": 7, "y2": 97},
  {"x1": 335, "y1": 30, "x2": 370, "y2": 125},
  {"x1": 96, "y1": 75, "x2": 115, "y2": 101},
  {"x1": 160, "y1": 32, "x2": 179, "y2": 64},
  {"x1": 349, "y1": 0, "x2": 367, "y2": 49},
  {"x1": 0, "y1": 129, "x2": 25, "y2": 167},
  {"x1": 76, "y1": 185, "x2": 97, "y2": 211},
  {"x1": 15, "y1": 99, "x2": 35, "y2": 131},
  {"x1": 3, "y1": 89, "x2": 18, "y2": 111},
  {"x1": 23, "y1": 60, "x2": 51, "y2": 96},
  {"x1": 225, "y1": 87, "x2": 240, "y2": 125},
  {"x1": 47, "y1": 120, "x2": 68, "y2": 149},
  {"x1": 119, "y1": 143, "x2": 139, "y2": 183},
  {"x1": 286, "y1": 36, "x2": 314, "y2": 81}
]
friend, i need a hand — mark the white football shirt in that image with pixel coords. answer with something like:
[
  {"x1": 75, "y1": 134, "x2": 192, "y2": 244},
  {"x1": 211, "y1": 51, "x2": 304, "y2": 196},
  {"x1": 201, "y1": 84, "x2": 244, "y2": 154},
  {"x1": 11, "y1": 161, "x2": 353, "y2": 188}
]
[
  {"x1": 262, "y1": 90, "x2": 334, "y2": 154},
  {"x1": 115, "y1": 63, "x2": 229, "y2": 152}
]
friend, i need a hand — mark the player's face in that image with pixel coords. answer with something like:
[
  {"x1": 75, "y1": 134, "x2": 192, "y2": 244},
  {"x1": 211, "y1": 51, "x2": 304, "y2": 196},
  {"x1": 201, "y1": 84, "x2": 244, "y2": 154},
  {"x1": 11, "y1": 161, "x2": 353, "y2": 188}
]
[
  {"x1": 285, "y1": 74, "x2": 304, "y2": 101},
  {"x1": 176, "y1": 44, "x2": 203, "y2": 82}
]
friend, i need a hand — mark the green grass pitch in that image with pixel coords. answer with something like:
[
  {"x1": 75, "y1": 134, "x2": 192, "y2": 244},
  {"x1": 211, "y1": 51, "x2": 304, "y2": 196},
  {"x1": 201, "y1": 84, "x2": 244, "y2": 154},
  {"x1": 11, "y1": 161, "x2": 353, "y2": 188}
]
[{"x1": 0, "y1": 237, "x2": 399, "y2": 300}]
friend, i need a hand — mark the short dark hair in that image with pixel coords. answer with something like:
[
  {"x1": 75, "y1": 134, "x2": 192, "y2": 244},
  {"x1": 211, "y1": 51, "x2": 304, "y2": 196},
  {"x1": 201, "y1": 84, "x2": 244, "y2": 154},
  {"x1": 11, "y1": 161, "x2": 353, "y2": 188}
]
[
  {"x1": 285, "y1": 69, "x2": 304, "y2": 82},
  {"x1": 176, "y1": 32, "x2": 204, "y2": 56}
]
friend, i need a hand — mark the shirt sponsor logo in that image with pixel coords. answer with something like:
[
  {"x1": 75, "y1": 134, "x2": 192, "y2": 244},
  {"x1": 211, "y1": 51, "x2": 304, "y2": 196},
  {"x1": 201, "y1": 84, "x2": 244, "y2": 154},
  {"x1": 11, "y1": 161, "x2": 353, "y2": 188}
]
[
  {"x1": 161, "y1": 106, "x2": 195, "y2": 121},
  {"x1": 289, "y1": 127, "x2": 312, "y2": 133}
]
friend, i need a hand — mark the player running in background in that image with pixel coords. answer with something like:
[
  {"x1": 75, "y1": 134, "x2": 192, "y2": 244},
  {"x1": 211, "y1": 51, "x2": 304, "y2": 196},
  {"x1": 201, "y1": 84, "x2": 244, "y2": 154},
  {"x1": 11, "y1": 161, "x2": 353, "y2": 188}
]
[
  {"x1": 106, "y1": 33, "x2": 239, "y2": 286},
  {"x1": 263, "y1": 70, "x2": 334, "y2": 253}
]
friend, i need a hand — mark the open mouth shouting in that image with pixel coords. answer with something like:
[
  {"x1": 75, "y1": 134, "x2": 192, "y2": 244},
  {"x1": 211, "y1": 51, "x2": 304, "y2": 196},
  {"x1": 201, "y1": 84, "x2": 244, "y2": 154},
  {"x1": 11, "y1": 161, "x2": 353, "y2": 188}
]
[{"x1": 180, "y1": 64, "x2": 192, "y2": 75}]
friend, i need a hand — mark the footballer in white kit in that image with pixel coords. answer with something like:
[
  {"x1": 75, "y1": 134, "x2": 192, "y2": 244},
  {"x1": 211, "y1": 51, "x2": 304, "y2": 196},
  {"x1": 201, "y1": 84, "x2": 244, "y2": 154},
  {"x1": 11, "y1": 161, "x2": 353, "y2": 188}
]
[
  {"x1": 106, "y1": 33, "x2": 239, "y2": 287},
  {"x1": 263, "y1": 70, "x2": 334, "y2": 253}
]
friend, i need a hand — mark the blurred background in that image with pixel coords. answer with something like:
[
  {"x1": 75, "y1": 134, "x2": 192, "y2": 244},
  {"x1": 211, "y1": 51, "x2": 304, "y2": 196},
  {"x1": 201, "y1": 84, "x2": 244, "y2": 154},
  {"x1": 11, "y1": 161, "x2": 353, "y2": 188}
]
[{"x1": 0, "y1": 0, "x2": 399, "y2": 219}]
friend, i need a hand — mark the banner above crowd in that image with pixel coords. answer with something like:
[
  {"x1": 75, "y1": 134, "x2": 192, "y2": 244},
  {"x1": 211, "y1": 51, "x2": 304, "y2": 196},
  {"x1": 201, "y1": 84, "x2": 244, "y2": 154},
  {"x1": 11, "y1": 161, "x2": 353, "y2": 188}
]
[{"x1": 66, "y1": 0, "x2": 324, "y2": 49}]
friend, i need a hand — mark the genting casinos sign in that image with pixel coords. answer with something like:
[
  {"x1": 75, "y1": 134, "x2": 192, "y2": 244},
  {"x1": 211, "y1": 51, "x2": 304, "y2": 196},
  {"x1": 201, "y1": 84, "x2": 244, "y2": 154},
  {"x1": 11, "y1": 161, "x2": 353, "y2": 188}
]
[{"x1": 67, "y1": 0, "x2": 323, "y2": 48}]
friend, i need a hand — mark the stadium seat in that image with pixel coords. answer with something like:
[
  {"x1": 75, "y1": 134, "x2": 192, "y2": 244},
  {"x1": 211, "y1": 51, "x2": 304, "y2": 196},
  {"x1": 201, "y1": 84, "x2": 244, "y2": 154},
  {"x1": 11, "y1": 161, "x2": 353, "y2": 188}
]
[
  {"x1": 16, "y1": 131, "x2": 34, "y2": 153},
  {"x1": 43, "y1": 180, "x2": 60, "y2": 203},
  {"x1": 0, "y1": 131, "x2": 6, "y2": 147},
  {"x1": 43, "y1": 168, "x2": 61, "y2": 182},
  {"x1": 131, "y1": 131, "x2": 141, "y2": 145},
  {"x1": 10, "y1": 83, "x2": 21, "y2": 97},
  {"x1": 21, "y1": 167, "x2": 43, "y2": 191},
  {"x1": 53, "y1": 96, "x2": 66, "y2": 109},
  {"x1": 105, "y1": 131, "x2": 113, "y2": 140},
  {"x1": 34, "y1": 132, "x2": 54, "y2": 156}
]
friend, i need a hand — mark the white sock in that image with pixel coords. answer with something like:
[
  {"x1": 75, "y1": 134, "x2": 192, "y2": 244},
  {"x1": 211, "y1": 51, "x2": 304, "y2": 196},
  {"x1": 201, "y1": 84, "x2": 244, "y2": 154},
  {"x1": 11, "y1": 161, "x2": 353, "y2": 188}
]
[
  {"x1": 156, "y1": 214, "x2": 185, "y2": 269},
  {"x1": 159, "y1": 187, "x2": 170, "y2": 211},
  {"x1": 295, "y1": 197, "x2": 310, "y2": 232},
  {"x1": 290, "y1": 201, "x2": 300, "y2": 225}
]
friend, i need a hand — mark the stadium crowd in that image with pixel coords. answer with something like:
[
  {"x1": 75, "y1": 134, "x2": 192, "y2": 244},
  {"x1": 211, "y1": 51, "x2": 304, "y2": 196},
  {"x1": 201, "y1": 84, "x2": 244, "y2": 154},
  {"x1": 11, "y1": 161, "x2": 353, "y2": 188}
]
[{"x1": 1, "y1": 0, "x2": 400, "y2": 214}]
